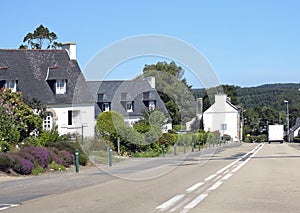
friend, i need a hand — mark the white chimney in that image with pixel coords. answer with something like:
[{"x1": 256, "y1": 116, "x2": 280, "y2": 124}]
[
  {"x1": 144, "y1": 76, "x2": 155, "y2": 88},
  {"x1": 61, "y1": 42, "x2": 76, "y2": 60}
]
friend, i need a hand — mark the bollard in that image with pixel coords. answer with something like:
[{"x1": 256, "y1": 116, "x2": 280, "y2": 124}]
[
  {"x1": 162, "y1": 145, "x2": 165, "y2": 157},
  {"x1": 109, "y1": 147, "x2": 112, "y2": 167},
  {"x1": 192, "y1": 142, "x2": 194, "y2": 152},
  {"x1": 184, "y1": 143, "x2": 186, "y2": 154},
  {"x1": 174, "y1": 143, "x2": 177, "y2": 155},
  {"x1": 198, "y1": 142, "x2": 201, "y2": 151},
  {"x1": 75, "y1": 149, "x2": 79, "y2": 173}
]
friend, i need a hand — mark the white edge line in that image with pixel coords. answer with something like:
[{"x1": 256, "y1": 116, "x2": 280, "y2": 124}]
[
  {"x1": 217, "y1": 143, "x2": 263, "y2": 174},
  {"x1": 156, "y1": 194, "x2": 185, "y2": 210}
]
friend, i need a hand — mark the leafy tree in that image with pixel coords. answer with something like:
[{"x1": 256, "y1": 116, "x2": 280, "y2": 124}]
[
  {"x1": 19, "y1": 24, "x2": 62, "y2": 49},
  {"x1": 0, "y1": 89, "x2": 43, "y2": 146},
  {"x1": 96, "y1": 111, "x2": 125, "y2": 142},
  {"x1": 141, "y1": 61, "x2": 195, "y2": 125}
]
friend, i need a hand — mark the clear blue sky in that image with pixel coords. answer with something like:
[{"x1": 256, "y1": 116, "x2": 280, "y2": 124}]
[{"x1": 1, "y1": 0, "x2": 300, "y2": 88}]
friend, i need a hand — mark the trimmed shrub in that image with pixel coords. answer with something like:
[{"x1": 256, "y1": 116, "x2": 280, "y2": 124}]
[
  {"x1": 31, "y1": 165, "x2": 45, "y2": 175},
  {"x1": 11, "y1": 155, "x2": 33, "y2": 175},
  {"x1": 157, "y1": 133, "x2": 176, "y2": 147},
  {"x1": 0, "y1": 152, "x2": 13, "y2": 172},
  {"x1": 21, "y1": 147, "x2": 51, "y2": 169},
  {"x1": 48, "y1": 148, "x2": 63, "y2": 165},
  {"x1": 59, "y1": 150, "x2": 74, "y2": 167},
  {"x1": 79, "y1": 153, "x2": 88, "y2": 166},
  {"x1": 49, "y1": 161, "x2": 66, "y2": 171},
  {"x1": 47, "y1": 141, "x2": 88, "y2": 166}
]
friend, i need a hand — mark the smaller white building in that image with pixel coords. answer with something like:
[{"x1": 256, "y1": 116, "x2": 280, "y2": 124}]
[{"x1": 203, "y1": 94, "x2": 241, "y2": 141}]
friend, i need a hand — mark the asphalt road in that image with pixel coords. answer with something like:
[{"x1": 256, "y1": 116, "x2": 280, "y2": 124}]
[{"x1": 2, "y1": 142, "x2": 300, "y2": 213}]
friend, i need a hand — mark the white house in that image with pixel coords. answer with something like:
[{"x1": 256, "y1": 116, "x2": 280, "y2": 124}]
[
  {"x1": 0, "y1": 43, "x2": 95, "y2": 137},
  {"x1": 290, "y1": 118, "x2": 300, "y2": 141},
  {"x1": 203, "y1": 94, "x2": 241, "y2": 141}
]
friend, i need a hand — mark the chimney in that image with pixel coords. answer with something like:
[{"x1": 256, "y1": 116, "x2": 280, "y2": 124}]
[
  {"x1": 61, "y1": 42, "x2": 76, "y2": 60},
  {"x1": 196, "y1": 98, "x2": 203, "y2": 116},
  {"x1": 215, "y1": 94, "x2": 227, "y2": 104},
  {"x1": 144, "y1": 76, "x2": 155, "y2": 88}
]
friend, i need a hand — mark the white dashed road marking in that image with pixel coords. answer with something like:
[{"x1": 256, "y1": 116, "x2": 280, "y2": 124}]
[
  {"x1": 181, "y1": 194, "x2": 208, "y2": 212},
  {"x1": 0, "y1": 204, "x2": 20, "y2": 211},
  {"x1": 155, "y1": 143, "x2": 264, "y2": 212},
  {"x1": 186, "y1": 182, "x2": 204, "y2": 193},
  {"x1": 156, "y1": 194, "x2": 185, "y2": 211}
]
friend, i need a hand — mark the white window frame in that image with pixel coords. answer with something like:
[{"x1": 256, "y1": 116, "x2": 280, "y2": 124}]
[
  {"x1": 56, "y1": 79, "x2": 66, "y2": 94},
  {"x1": 149, "y1": 100, "x2": 155, "y2": 110},
  {"x1": 43, "y1": 112, "x2": 53, "y2": 131},
  {"x1": 126, "y1": 102, "x2": 133, "y2": 112},
  {"x1": 5, "y1": 80, "x2": 17, "y2": 92},
  {"x1": 103, "y1": 103, "x2": 110, "y2": 112}
]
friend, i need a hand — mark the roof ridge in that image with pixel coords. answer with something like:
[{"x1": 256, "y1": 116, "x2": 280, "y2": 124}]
[{"x1": 0, "y1": 49, "x2": 65, "y2": 51}]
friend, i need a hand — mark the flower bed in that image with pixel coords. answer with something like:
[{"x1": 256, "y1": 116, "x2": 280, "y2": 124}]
[{"x1": 0, "y1": 147, "x2": 74, "y2": 175}]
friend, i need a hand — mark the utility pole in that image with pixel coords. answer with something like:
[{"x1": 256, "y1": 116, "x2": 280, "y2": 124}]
[{"x1": 284, "y1": 100, "x2": 289, "y2": 142}]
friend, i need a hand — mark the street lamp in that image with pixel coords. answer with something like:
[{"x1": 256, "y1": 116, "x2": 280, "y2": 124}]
[{"x1": 284, "y1": 100, "x2": 289, "y2": 142}]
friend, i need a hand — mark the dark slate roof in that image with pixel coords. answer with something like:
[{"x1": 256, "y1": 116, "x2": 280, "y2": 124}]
[
  {"x1": 0, "y1": 49, "x2": 93, "y2": 105},
  {"x1": 291, "y1": 118, "x2": 300, "y2": 131},
  {"x1": 87, "y1": 80, "x2": 171, "y2": 120}
]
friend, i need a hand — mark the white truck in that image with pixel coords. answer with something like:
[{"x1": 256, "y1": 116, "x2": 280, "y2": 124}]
[{"x1": 268, "y1": 124, "x2": 284, "y2": 143}]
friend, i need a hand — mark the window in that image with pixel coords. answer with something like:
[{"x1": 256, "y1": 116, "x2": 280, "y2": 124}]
[
  {"x1": 98, "y1": 93, "x2": 104, "y2": 102},
  {"x1": 126, "y1": 102, "x2": 133, "y2": 112},
  {"x1": 56, "y1": 80, "x2": 66, "y2": 94},
  {"x1": 5, "y1": 80, "x2": 17, "y2": 92},
  {"x1": 143, "y1": 92, "x2": 150, "y2": 100},
  {"x1": 121, "y1": 93, "x2": 127, "y2": 100},
  {"x1": 68, "y1": 110, "x2": 79, "y2": 126},
  {"x1": 149, "y1": 101, "x2": 155, "y2": 110},
  {"x1": 103, "y1": 103, "x2": 110, "y2": 112},
  {"x1": 43, "y1": 112, "x2": 53, "y2": 131},
  {"x1": 68, "y1": 110, "x2": 73, "y2": 125}
]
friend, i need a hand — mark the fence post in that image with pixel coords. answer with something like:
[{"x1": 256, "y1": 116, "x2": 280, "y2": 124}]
[
  {"x1": 174, "y1": 143, "x2": 177, "y2": 155},
  {"x1": 109, "y1": 147, "x2": 112, "y2": 167},
  {"x1": 75, "y1": 149, "x2": 79, "y2": 173}
]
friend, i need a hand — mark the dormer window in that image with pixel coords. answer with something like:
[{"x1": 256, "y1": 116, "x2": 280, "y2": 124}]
[
  {"x1": 149, "y1": 100, "x2": 156, "y2": 110},
  {"x1": 5, "y1": 80, "x2": 17, "y2": 92},
  {"x1": 98, "y1": 93, "x2": 105, "y2": 102},
  {"x1": 121, "y1": 93, "x2": 127, "y2": 100},
  {"x1": 56, "y1": 79, "x2": 66, "y2": 94},
  {"x1": 143, "y1": 92, "x2": 150, "y2": 100},
  {"x1": 126, "y1": 102, "x2": 133, "y2": 112},
  {"x1": 102, "y1": 103, "x2": 111, "y2": 112}
]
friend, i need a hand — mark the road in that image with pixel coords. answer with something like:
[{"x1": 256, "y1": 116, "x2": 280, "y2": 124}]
[{"x1": 2, "y1": 142, "x2": 300, "y2": 213}]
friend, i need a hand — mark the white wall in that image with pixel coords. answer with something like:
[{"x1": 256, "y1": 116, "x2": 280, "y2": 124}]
[
  {"x1": 203, "y1": 94, "x2": 240, "y2": 141},
  {"x1": 293, "y1": 127, "x2": 300, "y2": 138},
  {"x1": 49, "y1": 104, "x2": 95, "y2": 137}
]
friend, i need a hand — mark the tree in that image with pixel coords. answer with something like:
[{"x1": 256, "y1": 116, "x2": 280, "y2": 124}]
[
  {"x1": 0, "y1": 89, "x2": 43, "y2": 146},
  {"x1": 141, "y1": 61, "x2": 195, "y2": 125},
  {"x1": 19, "y1": 25, "x2": 62, "y2": 49},
  {"x1": 96, "y1": 111, "x2": 125, "y2": 142}
]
